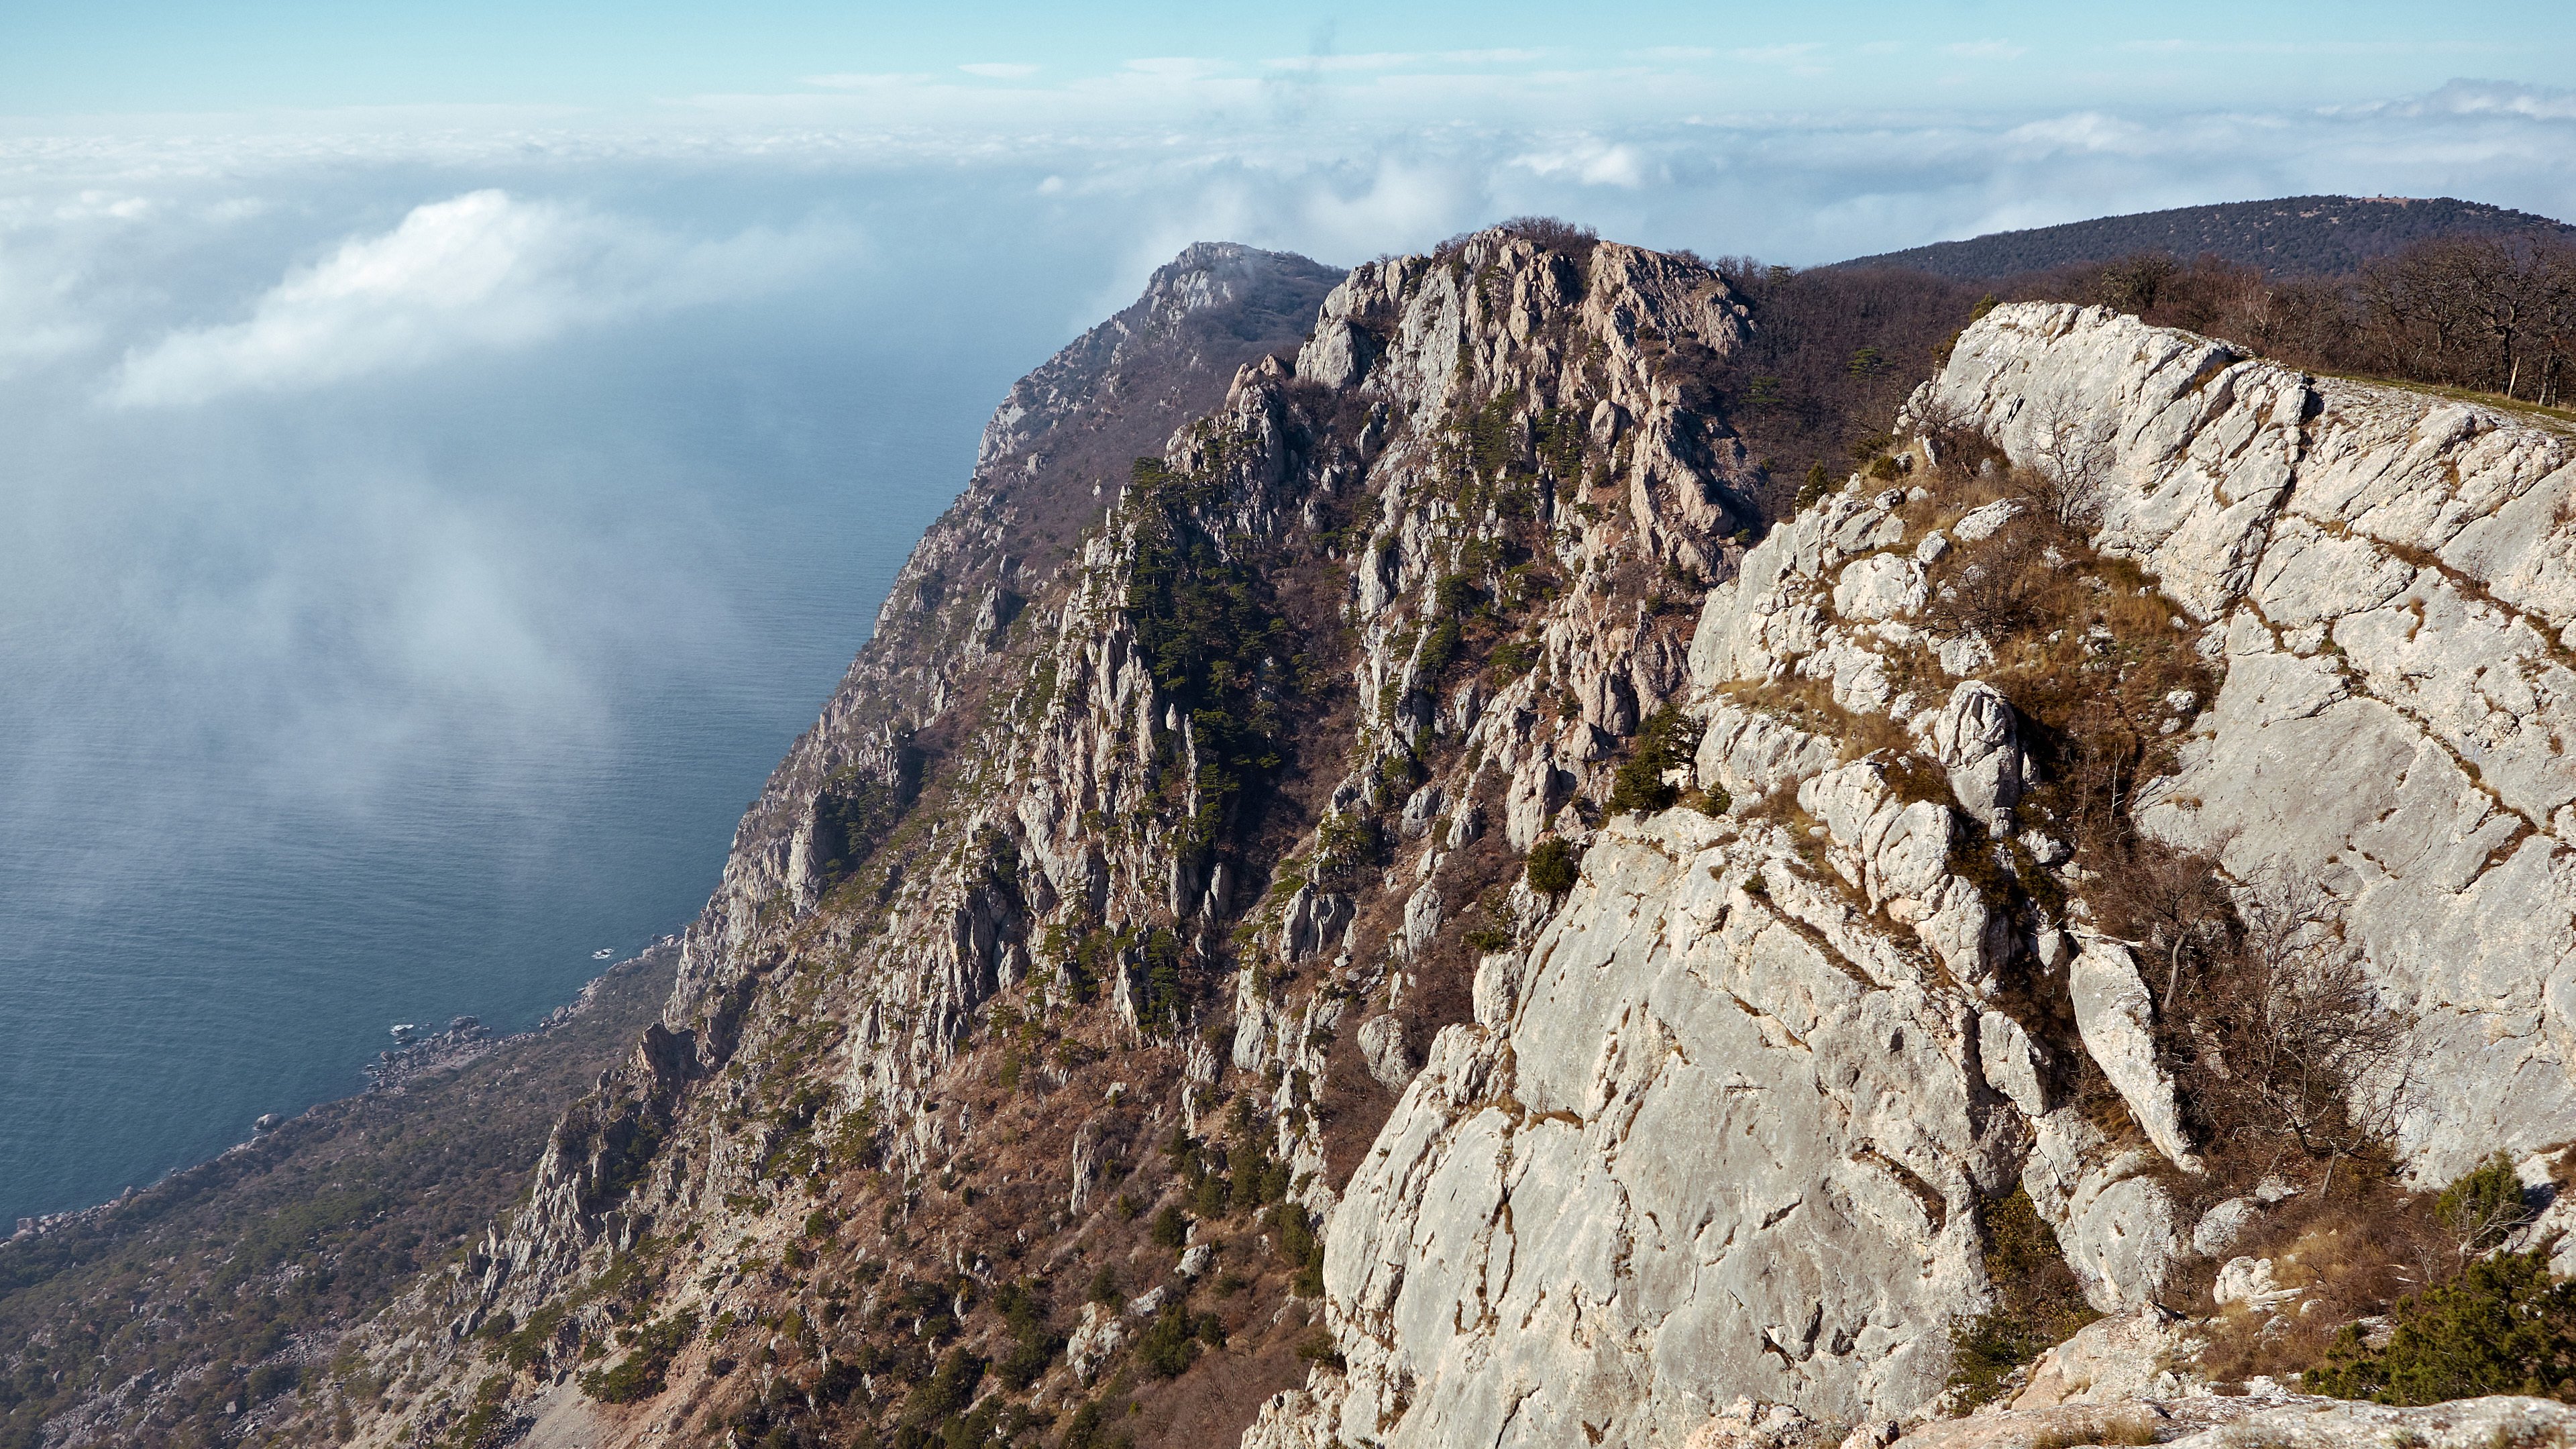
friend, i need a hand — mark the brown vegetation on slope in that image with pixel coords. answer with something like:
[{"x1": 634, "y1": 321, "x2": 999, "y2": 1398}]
[{"x1": 0, "y1": 949, "x2": 678, "y2": 1449}]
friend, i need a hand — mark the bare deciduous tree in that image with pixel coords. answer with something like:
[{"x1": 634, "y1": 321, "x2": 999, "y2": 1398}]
[
  {"x1": 2191, "y1": 871, "x2": 2414, "y2": 1185},
  {"x1": 2090, "y1": 842, "x2": 2237, "y2": 1012},
  {"x1": 2051, "y1": 230, "x2": 2576, "y2": 410},
  {"x1": 2015, "y1": 394, "x2": 2113, "y2": 534}
]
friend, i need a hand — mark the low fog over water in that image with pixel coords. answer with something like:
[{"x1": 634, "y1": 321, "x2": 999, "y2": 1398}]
[{"x1": 4, "y1": 84, "x2": 2572, "y2": 1218}]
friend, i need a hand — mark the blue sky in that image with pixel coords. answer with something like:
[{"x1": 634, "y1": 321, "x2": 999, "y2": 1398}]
[{"x1": 5, "y1": 0, "x2": 2573, "y2": 119}]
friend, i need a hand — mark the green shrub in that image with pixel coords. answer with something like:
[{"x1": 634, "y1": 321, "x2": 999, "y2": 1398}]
[
  {"x1": 896, "y1": 1348, "x2": 985, "y2": 1434},
  {"x1": 1525, "y1": 837, "x2": 1579, "y2": 897},
  {"x1": 1947, "y1": 1189, "x2": 2098, "y2": 1407},
  {"x1": 1087, "y1": 1265, "x2": 1121, "y2": 1306},
  {"x1": 578, "y1": 1311, "x2": 698, "y2": 1404},
  {"x1": 1309, "y1": 810, "x2": 1382, "y2": 891},
  {"x1": 1140, "y1": 926, "x2": 1186, "y2": 1034},
  {"x1": 2310, "y1": 1248, "x2": 2576, "y2": 1403},
  {"x1": 1136, "y1": 1305, "x2": 1202, "y2": 1378},
  {"x1": 2434, "y1": 1152, "x2": 2534, "y2": 1256},
  {"x1": 1295, "y1": 1330, "x2": 1347, "y2": 1372},
  {"x1": 1486, "y1": 639, "x2": 1540, "y2": 681},
  {"x1": 1150, "y1": 1204, "x2": 1189, "y2": 1250},
  {"x1": 1271, "y1": 1203, "x2": 1326, "y2": 1297},
  {"x1": 1461, "y1": 909, "x2": 1515, "y2": 954},
  {"x1": 1193, "y1": 1170, "x2": 1228, "y2": 1220},
  {"x1": 1605, "y1": 706, "x2": 1699, "y2": 816},
  {"x1": 1058, "y1": 1396, "x2": 1121, "y2": 1449},
  {"x1": 442, "y1": 1377, "x2": 508, "y2": 1449},
  {"x1": 996, "y1": 1334, "x2": 1057, "y2": 1391},
  {"x1": 245, "y1": 1360, "x2": 300, "y2": 1403},
  {"x1": 993, "y1": 1281, "x2": 1063, "y2": 1391},
  {"x1": 500, "y1": 1303, "x2": 568, "y2": 1373},
  {"x1": 1119, "y1": 457, "x2": 1291, "y2": 865},
  {"x1": 1795, "y1": 462, "x2": 1833, "y2": 511}
]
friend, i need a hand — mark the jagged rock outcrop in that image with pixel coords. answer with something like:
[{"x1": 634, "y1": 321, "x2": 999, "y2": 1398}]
[
  {"x1": 334, "y1": 258, "x2": 2576, "y2": 1449},
  {"x1": 1921, "y1": 302, "x2": 2576, "y2": 1183},
  {"x1": 1261, "y1": 301, "x2": 2576, "y2": 1445}
]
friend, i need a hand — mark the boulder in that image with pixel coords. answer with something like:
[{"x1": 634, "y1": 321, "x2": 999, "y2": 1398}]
[
  {"x1": 1356, "y1": 1014, "x2": 1414, "y2": 1091},
  {"x1": 2010, "y1": 1305, "x2": 2204, "y2": 1409},
  {"x1": 2067, "y1": 941, "x2": 2201, "y2": 1173},
  {"x1": 1065, "y1": 1302, "x2": 1126, "y2": 1385}
]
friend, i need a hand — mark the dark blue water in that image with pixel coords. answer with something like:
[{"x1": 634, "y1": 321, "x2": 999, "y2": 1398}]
[{"x1": 0, "y1": 209, "x2": 1088, "y2": 1224}]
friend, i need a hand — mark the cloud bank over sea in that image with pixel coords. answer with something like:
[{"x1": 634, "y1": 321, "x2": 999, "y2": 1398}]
[
  {"x1": 1, "y1": 67, "x2": 2569, "y2": 883},
  {"x1": 0, "y1": 66, "x2": 2570, "y2": 1220}
]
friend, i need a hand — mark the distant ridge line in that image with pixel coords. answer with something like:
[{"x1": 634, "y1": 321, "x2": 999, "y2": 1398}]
[{"x1": 1833, "y1": 194, "x2": 2576, "y2": 280}]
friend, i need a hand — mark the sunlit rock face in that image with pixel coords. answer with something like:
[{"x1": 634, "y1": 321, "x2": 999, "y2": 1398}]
[{"x1": 1258, "y1": 301, "x2": 2576, "y2": 1448}]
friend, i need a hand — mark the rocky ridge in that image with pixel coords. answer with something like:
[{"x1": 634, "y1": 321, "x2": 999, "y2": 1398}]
[
  {"x1": 311, "y1": 259, "x2": 2576, "y2": 1449},
  {"x1": 1249, "y1": 302, "x2": 2576, "y2": 1448},
  {"x1": 323, "y1": 226, "x2": 1781, "y2": 1449}
]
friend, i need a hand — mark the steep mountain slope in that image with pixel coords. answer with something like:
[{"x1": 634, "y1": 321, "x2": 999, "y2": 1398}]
[
  {"x1": 301, "y1": 227, "x2": 1772, "y2": 1449},
  {"x1": 1927, "y1": 303, "x2": 2576, "y2": 1177},
  {"x1": 1840, "y1": 195, "x2": 2573, "y2": 278},
  {"x1": 225, "y1": 234, "x2": 2576, "y2": 1449},
  {"x1": 1254, "y1": 302, "x2": 2576, "y2": 1446}
]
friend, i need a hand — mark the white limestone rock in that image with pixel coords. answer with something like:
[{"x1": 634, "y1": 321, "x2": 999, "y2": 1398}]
[
  {"x1": 1931, "y1": 303, "x2": 2576, "y2": 1183},
  {"x1": 1696, "y1": 703, "x2": 1839, "y2": 806},
  {"x1": 2066, "y1": 941, "x2": 2201, "y2": 1173},
  {"x1": 2190, "y1": 1197, "x2": 2259, "y2": 1258},
  {"x1": 1297, "y1": 318, "x2": 1375, "y2": 390},
  {"x1": 2021, "y1": 1111, "x2": 2184, "y2": 1311},
  {"x1": 1065, "y1": 1302, "x2": 1126, "y2": 1385},
  {"x1": 1833, "y1": 553, "x2": 1929, "y2": 621},
  {"x1": 1921, "y1": 682, "x2": 2027, "y2": 829},
  {"x1": 1977, "y1": 1010, "x2": 2051, "y2": 1117},
  {"x1": 1310, "y1": 815, "x2": 2014, "y2": 1448},
  {"x1": 2010, "y1": 1305, "x2": 2204, "y2": 1409},
  {"x1": 1356, "y1": 1014, "x2": 1414, "y2": 1091},
  {"x1": 2212, "y1": 1256, "x2": 2299, "y2": 1310},
  {"x1": 1898, "y1": 1396, "x2": 2576, "y2": 1449}
]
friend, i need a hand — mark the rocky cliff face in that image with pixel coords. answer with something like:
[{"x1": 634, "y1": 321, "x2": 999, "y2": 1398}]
[
  {"x1": 1252, "y1": 302, "x2": 2576, "y2": 1448},
  {"x1": 1924, "y1": 303, "x2": 2576, "y2": 1183},
  {"x1": 326, "y1": 258, "x2": 2576, "y2": 1449}
]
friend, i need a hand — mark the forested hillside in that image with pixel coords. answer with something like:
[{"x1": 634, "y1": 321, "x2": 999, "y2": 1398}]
[{"x1": 1843, "y1": 195, "x2": 2572, "y2": 278}]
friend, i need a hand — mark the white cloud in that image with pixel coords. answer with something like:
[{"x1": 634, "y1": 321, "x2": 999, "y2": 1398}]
[
  {"x1": 2123, "y1": 39, "x2": 2497, "y2": 58},
  {"x1": 798, "y1": 71, "x2": 926, "y2": 90},
  {"x1": 959, "y1": 62, "x2": 1038, "y2": 78},
  {"x1": 2394, "y1": 78, "x2": 2576, "y2": 120},
  {"x1": 111, "y1": 190, "x2": 853, "y2": 407},
  {"x1": 1122, "y1": 57, "x2": 1222, "y2": 80},
  {"x1": 1945, "y1": 40, "x2": 2030, "y2": 60},
  {"x1": 1511, "y1": 139, "x2": 1650, "y2": 189},
  {"x1": 1733, "y1": 44, "x2": 1825, "y2": 68}
]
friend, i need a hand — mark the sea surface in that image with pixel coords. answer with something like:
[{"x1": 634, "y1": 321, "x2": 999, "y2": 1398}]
[{"x1": 0, "y1": 211, "x2": 1089, "y2": 1224}]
